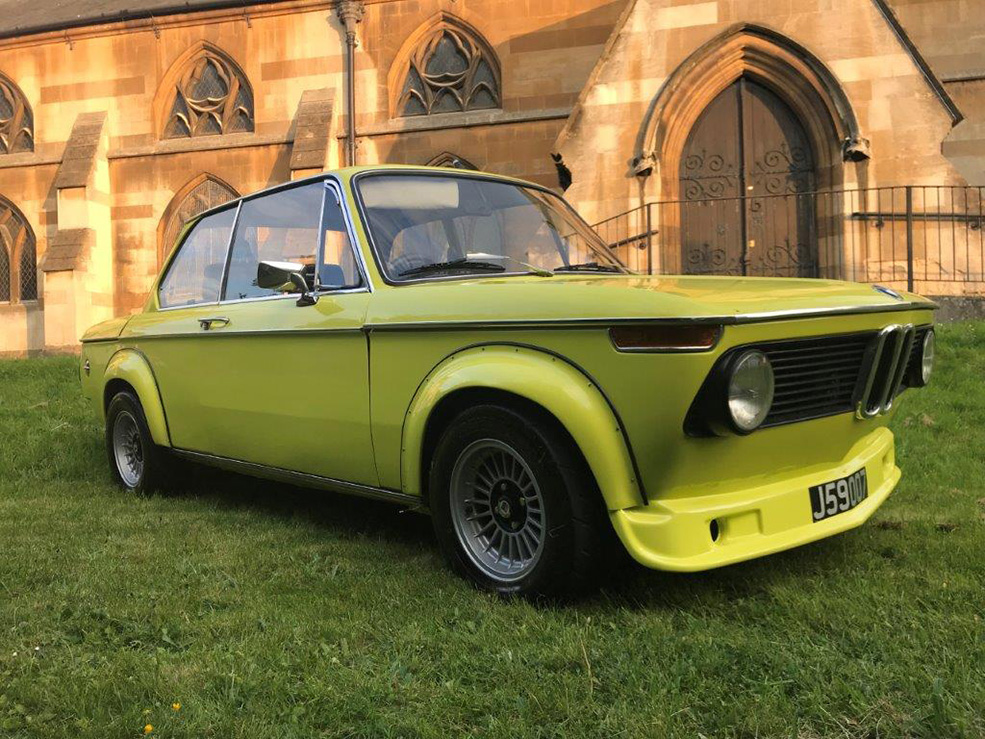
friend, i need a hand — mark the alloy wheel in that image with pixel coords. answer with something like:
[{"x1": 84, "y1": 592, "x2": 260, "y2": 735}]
[{"x1": 449, "y1": 439, "x2": 546, "y2": 582}]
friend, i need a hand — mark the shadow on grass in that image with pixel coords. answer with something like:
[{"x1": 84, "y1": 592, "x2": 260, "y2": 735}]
[
  {"x1": 594, "y1": 535, "x2": 853, "y2": 612},
  {"x1": 158, "y1": 455, "x2": 853, "y2": 611},
  {"x1": 165, "y1": 459, "x2": 435, "y2": 550}
]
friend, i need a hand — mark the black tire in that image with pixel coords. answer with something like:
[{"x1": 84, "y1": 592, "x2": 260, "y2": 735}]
[
  {"x1": 429, "y1": 404, "x2": 610, "y2": 598},
  {"x1": 105, "y1": 391, "x2": 171, "y2": 494}
]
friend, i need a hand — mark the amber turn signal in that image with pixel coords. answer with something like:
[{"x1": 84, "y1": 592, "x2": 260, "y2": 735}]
[{"x1": 609, "y1": 324, "x2": 722, "y2": 352}]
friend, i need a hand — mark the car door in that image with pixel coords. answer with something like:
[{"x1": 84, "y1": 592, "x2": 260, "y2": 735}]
[{"x1": 131, "y1": 178, "x2": 378, "y2": 487}]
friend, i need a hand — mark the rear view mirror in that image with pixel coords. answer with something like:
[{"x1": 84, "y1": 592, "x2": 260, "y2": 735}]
[{"x1": 256, "y1": 261, "x2": 318, "y2": 306}]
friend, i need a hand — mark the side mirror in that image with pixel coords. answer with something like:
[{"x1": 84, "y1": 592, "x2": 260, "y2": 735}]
[{"x1": 256, "y1": 260, "x2": 318, "y2": 307}]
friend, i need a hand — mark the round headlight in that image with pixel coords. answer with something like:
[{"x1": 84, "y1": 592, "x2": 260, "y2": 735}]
[
  {"x1": 727, "y1": 350, "x2": 775, "y2": 433},
  {"x1": 919, "y1": 329, "x2": 935, "y2": 385}
]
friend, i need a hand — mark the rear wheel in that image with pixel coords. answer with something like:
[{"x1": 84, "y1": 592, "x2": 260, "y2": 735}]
[
  {"x1": 429, "y1": 404, "x2": 609, "y2": 598},
  {"x1": 105, "y1": 391, "x2": 171, "y2": 494}
]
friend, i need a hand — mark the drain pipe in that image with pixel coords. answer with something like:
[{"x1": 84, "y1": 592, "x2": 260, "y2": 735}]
[{"x1": 336, "y1": 0, "x2": 364, "y2": 166}]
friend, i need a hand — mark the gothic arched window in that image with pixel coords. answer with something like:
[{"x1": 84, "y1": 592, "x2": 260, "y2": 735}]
[
  {"x1": 161, "y1": 46, "x2": 254, "y2": 139},
  {"x1": 426, "y1": 152, "x2": 478, "y2": 170},
  {"x1": 159, "y1": 174, "x2": 238, "y2": 262},
  {"x1": 0, "y1": 73, "x2": 34, "y2": 154},
  {"x1": 0, "y1": 198, "x2": 36, "y2": 301},
  {"x1": 0, "y1": 237, "x2": 9, "y2": 302},
  {"x1": 394, "y1": 16, "x2": 501, "y2": 118}
]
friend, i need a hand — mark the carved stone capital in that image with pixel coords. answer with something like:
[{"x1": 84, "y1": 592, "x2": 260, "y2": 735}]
[{"x1": 336, "y1": 0, "x2": 364, "y2": 40}]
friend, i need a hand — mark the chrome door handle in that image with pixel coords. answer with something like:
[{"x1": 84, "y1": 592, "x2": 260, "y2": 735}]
[{"x1": 198, "y1": 316, "x2": 230, "y2": 330}]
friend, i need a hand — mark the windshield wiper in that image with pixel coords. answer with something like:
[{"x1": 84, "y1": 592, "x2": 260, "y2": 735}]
[
  {"x1": 398, "y1": 258, "x2": 506, "y2": 277},
  {"x1": 554, "y1": 261, "x2": 622, "y2": 273},
  {"x1": 466, "y1": 251, "x2": 553, "y2": 277}
]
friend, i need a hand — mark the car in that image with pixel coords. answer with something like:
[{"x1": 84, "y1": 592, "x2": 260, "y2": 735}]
[{"x1": 79, "y1": 166, "x2": 937, "y2": 596}]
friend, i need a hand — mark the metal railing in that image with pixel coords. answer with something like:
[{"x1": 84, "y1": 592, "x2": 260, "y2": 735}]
[{"x1": 592, "y1": 186, "x2": 985, "y2": 294}]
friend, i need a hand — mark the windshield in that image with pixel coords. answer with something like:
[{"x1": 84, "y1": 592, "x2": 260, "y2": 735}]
[{"x1": 355, "y1": 173, "x2": 628, "y2": 281}]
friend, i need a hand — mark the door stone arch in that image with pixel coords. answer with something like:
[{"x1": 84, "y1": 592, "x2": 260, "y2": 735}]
[
  {"x1": 680, "y1": 76, "x2": 818, "y2": 277},
  {"x1": 634, "y1": 24, "x2": 868, "y2": 275}
]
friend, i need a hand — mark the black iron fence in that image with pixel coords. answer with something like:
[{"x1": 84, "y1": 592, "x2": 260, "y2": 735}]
[{"x1": 592, "y1": 186, "x2": 985, "y2": 294}]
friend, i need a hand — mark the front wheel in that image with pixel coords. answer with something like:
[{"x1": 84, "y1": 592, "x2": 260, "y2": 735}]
[
  {"x1": 105, "y1": 391, "x2": 171, "y2": 494},
  {"x1": 429, "y1": 405, "x2": 610, "y2": 598}
]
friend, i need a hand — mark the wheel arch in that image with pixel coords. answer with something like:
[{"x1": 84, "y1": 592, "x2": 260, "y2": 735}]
[
  {"x1": 103, "y1": 348, "x2": 171, "y2": 447},
  {"x1": 401, "y1": 343, "x2": 645, "y2": 511}
]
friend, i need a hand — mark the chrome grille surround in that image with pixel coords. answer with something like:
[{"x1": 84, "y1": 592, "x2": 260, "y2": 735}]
[{"x1": 855, "y1": 324, "x2": 916, "y2": 419}]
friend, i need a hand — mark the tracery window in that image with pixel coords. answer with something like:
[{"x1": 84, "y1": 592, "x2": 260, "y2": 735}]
[
  {"x1": 163, "y1": 49, "x2": 254, "y2": 139},
  {"x1": 396, "y1": 19, "x2": 501, "y2": 117},
  {"x1": 0, "y1": 199, "x2": 36, "y2": 302},
  {"x1": 0, "y1": 73, "x2": 34, "y2": 154}
]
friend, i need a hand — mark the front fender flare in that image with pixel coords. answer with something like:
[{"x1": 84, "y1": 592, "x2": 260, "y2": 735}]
[
  {"x1": 401, "y1": 344, "x2": 644, "y2": 511},
  {"x1": 103, "y1": 348, "x2": 171, "y2": 447}
]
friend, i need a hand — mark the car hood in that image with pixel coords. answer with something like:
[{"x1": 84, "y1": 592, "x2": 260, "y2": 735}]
[{"x1": 366, "y1": 274, "x2": 935, "y2": 326}]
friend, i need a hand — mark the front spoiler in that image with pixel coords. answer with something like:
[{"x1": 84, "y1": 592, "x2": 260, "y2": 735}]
[{"x1": 610, "y1": 427, "x2": 899, "y2": 571}]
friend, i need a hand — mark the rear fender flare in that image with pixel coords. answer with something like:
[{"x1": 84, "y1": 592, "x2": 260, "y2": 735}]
[{"x1": 401, "y1": 344, "x2": 644, "y2": 510}]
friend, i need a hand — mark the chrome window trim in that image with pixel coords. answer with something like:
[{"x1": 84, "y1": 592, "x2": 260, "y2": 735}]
[
  {"x1": 326, "y1": 176, "x2": 375, "y2": 293},
  {"x1": 313, "y1": 180, "x2": 330, "y2": 291},
  {"x1": 218, "y1": 199, "x2": 244, "y2": 302},
  {"x1": 349, "y1": 168, "x2": 627, "y2": 286}
]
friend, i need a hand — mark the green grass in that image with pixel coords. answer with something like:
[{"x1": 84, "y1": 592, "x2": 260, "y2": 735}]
[{"x1": 1, "y1": 325, "x2": 984, "y2": 739}]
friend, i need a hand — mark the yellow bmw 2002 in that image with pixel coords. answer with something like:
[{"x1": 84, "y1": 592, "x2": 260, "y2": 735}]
[{"x1": 80, "y1": 166, "x2": 936, "y2": 596}]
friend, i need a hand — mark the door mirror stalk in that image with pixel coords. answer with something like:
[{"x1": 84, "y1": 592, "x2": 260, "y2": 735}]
[{"x1": 256, "y1": 261, "x2": 319, "y2": 307}]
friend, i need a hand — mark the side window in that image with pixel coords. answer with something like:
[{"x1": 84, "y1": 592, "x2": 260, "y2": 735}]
[
  {"x1": 223, "y1": 182, "x2": 324, "y2": 301},
  {"x1": 320, "y1": 187, "x2": 363, "y2": 289},
  {"x1": 158, "y1": 207, "x2": 236, "y2": 309}
]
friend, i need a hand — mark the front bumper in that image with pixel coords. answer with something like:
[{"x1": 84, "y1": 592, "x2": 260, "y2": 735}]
[{"x1": 610, "y1": 426, "x2": 899, "y2": 571}]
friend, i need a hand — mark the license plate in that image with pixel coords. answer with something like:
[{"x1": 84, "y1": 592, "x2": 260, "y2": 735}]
[{"x1": 809, "y1": 468, "x2": 868, "y2": 522}]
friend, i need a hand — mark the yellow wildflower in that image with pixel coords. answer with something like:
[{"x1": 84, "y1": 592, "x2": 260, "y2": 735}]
[
  {"x1": 143, "y1": 724, "x2": 153, "y2": 735},
  {"x1": 172, "y1": 702, "x2": 181, "y2": 711}
]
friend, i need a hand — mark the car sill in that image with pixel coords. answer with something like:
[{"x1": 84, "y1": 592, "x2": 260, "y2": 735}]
[{"x1": 171, "y1": 449, "x2": 424, "y2": 509}]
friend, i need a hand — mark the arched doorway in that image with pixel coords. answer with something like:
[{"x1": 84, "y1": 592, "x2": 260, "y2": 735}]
[{"x1": 680, "y1": 77, "x2": 818, "y2": 277}]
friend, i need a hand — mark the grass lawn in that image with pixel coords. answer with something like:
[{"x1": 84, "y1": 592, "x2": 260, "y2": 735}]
[{"x1": 0, "y1": 324, "x2": 983, "y2": 739}]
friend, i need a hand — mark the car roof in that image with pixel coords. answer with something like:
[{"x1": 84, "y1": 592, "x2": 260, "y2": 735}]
[{"x1": 189, "y1": 165, "x2": 555, "y2": 223}]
